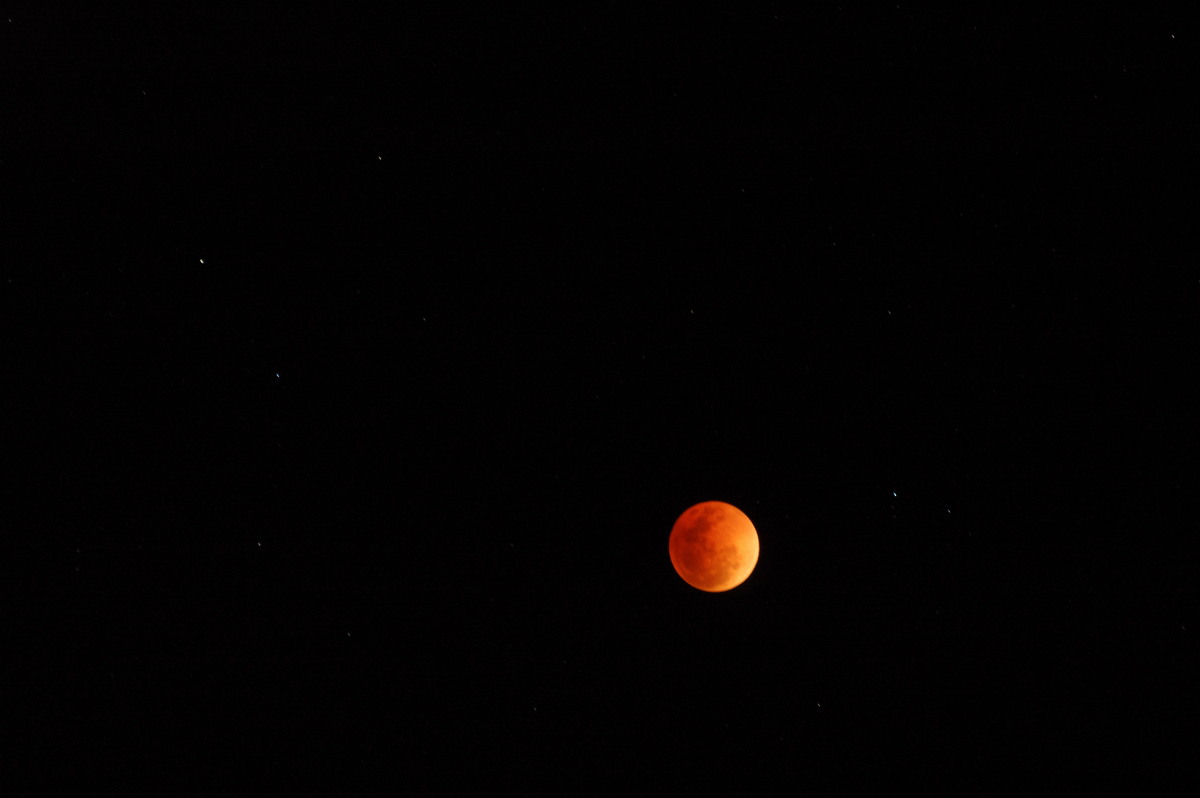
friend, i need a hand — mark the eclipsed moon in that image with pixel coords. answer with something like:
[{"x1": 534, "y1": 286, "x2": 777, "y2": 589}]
[{"x1": 669, "y1": 501, "x2": 760, "y2": 592}]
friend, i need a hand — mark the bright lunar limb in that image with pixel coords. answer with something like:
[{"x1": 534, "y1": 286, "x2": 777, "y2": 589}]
[{"x1": 669, "y1": 501, "x2": 759, "y2": 592}]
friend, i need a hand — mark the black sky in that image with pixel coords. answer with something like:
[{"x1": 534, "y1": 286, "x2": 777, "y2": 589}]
[{"x1": 4, "y1": 5, "x2": 1198, "y2": 793}]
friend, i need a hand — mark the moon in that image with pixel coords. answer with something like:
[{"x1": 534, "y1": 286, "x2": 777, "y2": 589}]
[{"x1": 669, "y1": 501, "x2": 760, "y2": 592}]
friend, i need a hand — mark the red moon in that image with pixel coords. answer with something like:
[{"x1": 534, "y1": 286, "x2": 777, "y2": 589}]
[{"x1": 669, "y1": 501, "x2": 760, "y2": 592}]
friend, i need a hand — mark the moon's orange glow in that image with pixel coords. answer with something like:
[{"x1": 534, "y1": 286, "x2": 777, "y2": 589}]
[{"x1": 669, "y1": 501, "x2": 760, "y2": 592}]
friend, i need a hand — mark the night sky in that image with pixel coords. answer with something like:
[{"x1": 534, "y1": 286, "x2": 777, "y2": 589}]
[{"x1": 5, "y1": 6, "x2": 1198, "y2": 793}]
